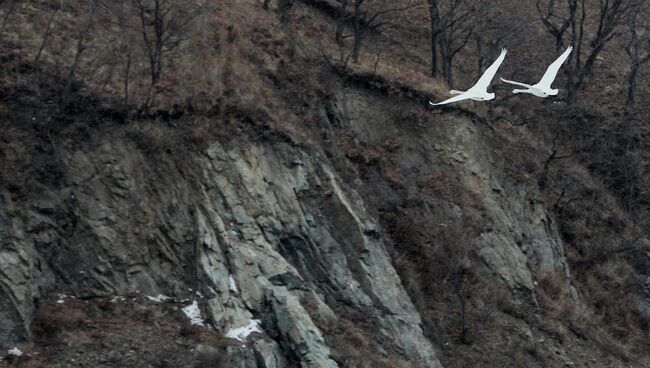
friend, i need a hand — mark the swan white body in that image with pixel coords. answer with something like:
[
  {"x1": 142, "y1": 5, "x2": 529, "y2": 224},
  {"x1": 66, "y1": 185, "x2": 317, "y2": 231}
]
[
  {"x1": 430, "y1": 48, "x2": 507, "y2": 106},
  {"x1": 501, "y1": 46, "x2": 573, "y2": 97}
]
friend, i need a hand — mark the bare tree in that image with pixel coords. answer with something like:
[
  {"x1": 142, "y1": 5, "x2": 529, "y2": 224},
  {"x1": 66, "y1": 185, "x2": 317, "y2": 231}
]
[
  {"x1": 348, "y1": 1, "x2": 421, "y2": 63},
  {"x1": 122, "y1": 43, "x2": 134, "y2": 107},
  {"x1": 335, "y1": 0, "x2": 348, "y2": 43},
  {"x1": 536, "y1": 0, "x2": 576, "y2": 51},
  {"x1": 426, "y1": 0, "x2": 442, "y2": 78},
  {"x1": 352, "y1": 0, "x2": 363, "y2": 62},
  {"x1": 34, "y1": 1, "x2": 65, "y2": 65},
  {"x1": 449, "y1": 254, "x2": 474, "y2": 344},
  {"x1": 617, "y1": 7, "x2": 650, "y2": 209},
  {"x1": 436, "y1": 221, "x2": 496, "y2": 345},
  {"x1": 536, "y1": 0, "x2": 637, "y2": 103},
  {"x1": 471, "y1": 6, "x2": 515, "y2": 79},
  {"x1": 103, "y1": 0, "x2": 137, "y2": 107},
  {"x1": 436, "y1": 0, "x2": 485, "y2": 86},
  {"x1": 62, "y1": 0, "x2": 98, "y2": 105},
  {"x1": 133, "y1": 0, "x2": 202, "y2": 105},
  {"x1": 623, "y1": 9, "x2": 650, "y2": 123},
  {"x1": 0, "y1": 0, "x2": 16, "y2": 34}
]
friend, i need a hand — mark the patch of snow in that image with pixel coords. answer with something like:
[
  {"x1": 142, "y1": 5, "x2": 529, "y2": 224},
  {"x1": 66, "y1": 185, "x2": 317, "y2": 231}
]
[
  {"x1": 56, "y1": 299, "x2": 64, "y2": 304},
  {"x1": 225, "y1": 319, "x2": 262, "y2": 342},
  {"x1": 110, "y1": 296, "x2": 126, "y2": 303},
  {"x1": 146, "y1": 294, "x2": 170, "y2": 303},
  {"x1": 8, "y1": 347, "x2": 23, "y2": 357},
  {"x1": 229, "y1": 275, "x2": 238, "y2": 293},
  {"x1": 181, "y1": 301, "x2": 204, "y2": 326}
]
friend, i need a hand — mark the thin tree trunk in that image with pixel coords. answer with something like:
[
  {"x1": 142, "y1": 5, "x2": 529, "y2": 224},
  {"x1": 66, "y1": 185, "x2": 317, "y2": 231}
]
[
  {"x1": 427, "y1": 0, "x2": 440, "y2": 78},
  {"x1": 138, "y1": 4, "x2": 155, "y2": 86},
  {"x1": 475, "y1": 36, "x2": 485, "y2": 77},
  {"x1": 119, "y1": 0, "x2": 134, "y2": 108},
  {"x1": 62, "y1": 1, "x2": 96, "y2": 105},
  {"x1": 137, "y1": 0, "x2": 160, "y2": 108},
  {"x1": 352, "y1": 0, "x2": 362, "y2": 63},
  {"x1": 620, "y1": 12, "x2": 649, "y2": 208},
  {"x1": 623, "y1": 61, "x2": 639, "y2": 121},
  {"x1": 153, "y1": 0, "x2": 163, "y2": 84},
  {"x1": 0, "y1": 0, "x2": 16, "y2": 34},
  {"x1": 566, "y1": 79, "x2": 578, "y2": 104},
  {"x1": 278, "y1": 0, "x2": 295, "y2": 58},
  {"x1": 335, "y1": 0, "x2": 348, "y2": 43},
  {"x1": 123, "y1": 47, "x2": 132, "y2": 107},
  {"x1": 372, "y1": 47, "x2": 381, "y2": 75},
  {"x1": 442, "y1": 52, "x2": 453, "y2": 86},
  {"x1": 34, "y1": 2, "x2": 62, "y2": 65}
]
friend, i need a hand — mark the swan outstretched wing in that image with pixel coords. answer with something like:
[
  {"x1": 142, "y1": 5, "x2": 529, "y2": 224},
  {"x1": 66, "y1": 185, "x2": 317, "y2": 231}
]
[
  {"x1": 537, "y1": 46, "x2": 572, "y2": 89},
  {"x1": 500, "y1": 78, "x2": 533, "y2": 89},
  {"x1": 429, "y1": 93, "x2": 470, "y2": 106},
  {"x1": 473, "y1": 48, "x2": 508, "y2": 92}
]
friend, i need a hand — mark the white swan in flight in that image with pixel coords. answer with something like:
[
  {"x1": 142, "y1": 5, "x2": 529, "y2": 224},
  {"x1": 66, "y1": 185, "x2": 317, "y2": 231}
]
[
  {"x1": 429, "y1": 48, "x2": 507, "y2": 106},
  {"x1": 500, "y1": 46, "x2": 572, "y2": 97}
]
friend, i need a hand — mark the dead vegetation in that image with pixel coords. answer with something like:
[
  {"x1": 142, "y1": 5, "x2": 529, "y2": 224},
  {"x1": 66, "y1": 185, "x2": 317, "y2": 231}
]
[
  {"x1": 1, "y1": 0, "x2": 650, "y2": 366},
  {"x1": 24, "y1": 296, "x2": 232, "y2": 368}
]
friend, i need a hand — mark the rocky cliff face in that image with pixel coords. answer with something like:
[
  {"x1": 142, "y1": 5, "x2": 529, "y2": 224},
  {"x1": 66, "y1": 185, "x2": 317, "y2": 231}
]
[
  {"x1": 1, "y1": 1, "x2": 649, "y2": 367},
  {"x1": 1, "y1": 83, "x2": 600, "y2": 368},
  {"x1": 0, "y1": 98, "x2": 443, "y2": 367}
]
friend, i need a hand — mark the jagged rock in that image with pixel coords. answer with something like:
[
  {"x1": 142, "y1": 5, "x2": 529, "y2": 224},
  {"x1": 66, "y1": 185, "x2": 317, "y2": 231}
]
[
  {"x1": 269, "y1": 272, "x2": 309, "y2": 291},
  {"x1": 252, "y1": 339, "x2": 289, "y2": 368},
  {"x1": 268, "y1": 288, "x2": 337, "y2": 368},
  {"x1": 0, "y1": 103, "x2": 575, "y2": 367},
  {"x1": 0, "y1": 74, "x2": 606, "y2": 368},
  {"x1": 32, "y1": 199, "x2": 57, "y2": 215}
]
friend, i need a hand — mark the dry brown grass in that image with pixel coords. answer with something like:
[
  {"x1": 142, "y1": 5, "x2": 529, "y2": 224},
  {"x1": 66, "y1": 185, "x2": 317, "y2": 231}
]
[
  {"x1": 32, "y1": 300, "x2": 90, "y2": 342},
  {"x1": 383, "y1": 210, "x2": 515, "y2": 368},
  {"x1": 417, "y1": 173, "x2": 483, "y2": 210},
  {"x1": 343, "y1": 55, "x2": 448, "y2": 98},
  {"x1": 3, "y1": 0, "x2": 650, "y2": 366},
  {"x1": 534, "y1": 268, "x2": 642, "y2": 362},
  {"x1": 27, "y1": 296, "x2": 233, "y2": 368},
  {"x1": 321, "y1": 314, "x2": 415, "y2": 368}
]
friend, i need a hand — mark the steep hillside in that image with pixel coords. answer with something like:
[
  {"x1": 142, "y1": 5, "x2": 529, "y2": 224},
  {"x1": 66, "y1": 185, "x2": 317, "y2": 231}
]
[{"x1": 1, "y1": 1, "x2": 649, "y2": 367}]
